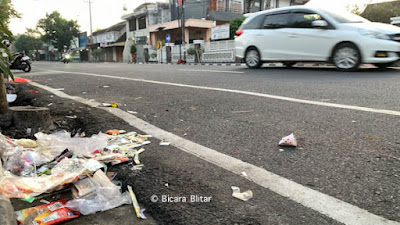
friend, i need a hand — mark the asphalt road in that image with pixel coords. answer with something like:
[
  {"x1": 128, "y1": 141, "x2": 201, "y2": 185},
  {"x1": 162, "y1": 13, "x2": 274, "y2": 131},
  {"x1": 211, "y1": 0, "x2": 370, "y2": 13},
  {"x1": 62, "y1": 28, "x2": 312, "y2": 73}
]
[{"x1": 16, "y1": 62, "x2": 400, "y2": 224}]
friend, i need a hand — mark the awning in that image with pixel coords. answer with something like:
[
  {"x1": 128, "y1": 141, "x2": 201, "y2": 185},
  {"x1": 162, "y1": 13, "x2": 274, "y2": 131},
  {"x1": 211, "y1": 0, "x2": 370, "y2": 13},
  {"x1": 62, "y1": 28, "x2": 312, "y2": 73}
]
[{"x1": 107, "y1": 42, "x2": 126, "y2": 47}]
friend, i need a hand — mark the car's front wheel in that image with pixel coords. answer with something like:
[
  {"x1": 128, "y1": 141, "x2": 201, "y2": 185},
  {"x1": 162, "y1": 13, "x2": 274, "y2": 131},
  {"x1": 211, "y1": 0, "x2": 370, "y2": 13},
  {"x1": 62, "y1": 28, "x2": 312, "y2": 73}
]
[
  {"x1": 245, "y1": 48, "x2": 261, "y2": 69},
  {"x1": 332, "y1": 43, "x2": 361, "y2": 72}
]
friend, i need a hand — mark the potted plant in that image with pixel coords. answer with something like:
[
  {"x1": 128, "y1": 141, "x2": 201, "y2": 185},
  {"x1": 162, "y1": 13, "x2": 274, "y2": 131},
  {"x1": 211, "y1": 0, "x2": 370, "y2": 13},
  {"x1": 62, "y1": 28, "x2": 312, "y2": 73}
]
[{"x1": 130, "y1": 45, "x2": 137, "y2": 63}]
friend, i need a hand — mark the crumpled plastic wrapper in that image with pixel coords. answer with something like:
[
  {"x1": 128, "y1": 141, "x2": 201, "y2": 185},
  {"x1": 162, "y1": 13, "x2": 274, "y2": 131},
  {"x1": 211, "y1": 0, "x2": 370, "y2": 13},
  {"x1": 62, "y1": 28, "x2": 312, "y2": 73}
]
[
  {"x1": 35, "y1": 131, "x2": 109, "y2": 157},
  {"x1": 0, "y1": 158, "x2": 91, "y2": 199},
  {"x1": 278, "y1": 133, "x2": 297, "y2": 147}
]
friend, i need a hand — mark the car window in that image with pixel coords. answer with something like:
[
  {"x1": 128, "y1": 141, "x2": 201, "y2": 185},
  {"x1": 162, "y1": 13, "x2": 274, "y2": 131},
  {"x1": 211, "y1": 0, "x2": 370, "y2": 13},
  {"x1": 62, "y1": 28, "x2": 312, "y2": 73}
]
[
  {"x1": 263, "y1": 13, "x2": 291, "y2": 29},
  {"x1": 291, "y1": 12, "x2": 322, "y2": 28},
  {"x1": 241, "y1": 14, "x2": 265, "y2": 30}
]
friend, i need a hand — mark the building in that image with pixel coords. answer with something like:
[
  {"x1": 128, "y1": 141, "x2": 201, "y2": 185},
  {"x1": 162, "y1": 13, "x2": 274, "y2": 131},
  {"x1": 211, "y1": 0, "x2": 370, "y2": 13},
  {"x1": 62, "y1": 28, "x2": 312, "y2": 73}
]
[
  {"x1": 169, "y1": 0, "x2": 309, "y2": 24},
  {"x1": 87, "y1": 22, "x2": 126, "y2": 62},
  {"x1": 149, "y1": 18, "x2": 214, "y2": 46},
  {"x1": 121, "y1": 2, "x2": 171, "y2": 63}
]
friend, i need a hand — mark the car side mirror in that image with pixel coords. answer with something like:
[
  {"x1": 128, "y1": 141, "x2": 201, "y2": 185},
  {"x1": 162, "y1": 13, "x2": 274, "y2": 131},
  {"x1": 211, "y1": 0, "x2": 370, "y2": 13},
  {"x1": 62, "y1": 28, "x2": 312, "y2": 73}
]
[{"x1": 312, "y1": 20, "x2": 328, "y2": 28}]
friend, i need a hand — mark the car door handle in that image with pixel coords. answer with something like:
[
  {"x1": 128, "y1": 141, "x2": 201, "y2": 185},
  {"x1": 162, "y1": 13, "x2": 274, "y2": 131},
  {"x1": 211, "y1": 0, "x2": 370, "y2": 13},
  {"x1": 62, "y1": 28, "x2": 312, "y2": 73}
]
[{"x1": 288, "y1": 34, "x2": 297, "y2": 38}]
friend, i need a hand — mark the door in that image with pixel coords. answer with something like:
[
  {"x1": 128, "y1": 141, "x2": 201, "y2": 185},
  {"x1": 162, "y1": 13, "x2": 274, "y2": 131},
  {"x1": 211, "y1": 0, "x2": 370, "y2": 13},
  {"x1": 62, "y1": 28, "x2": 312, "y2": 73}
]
[
  {"x1": 283, "y1": 10, "x2": 338, "y2": 61},
  {"x1": 258, "y1": 12, "x2": 293, "y2": 60}
]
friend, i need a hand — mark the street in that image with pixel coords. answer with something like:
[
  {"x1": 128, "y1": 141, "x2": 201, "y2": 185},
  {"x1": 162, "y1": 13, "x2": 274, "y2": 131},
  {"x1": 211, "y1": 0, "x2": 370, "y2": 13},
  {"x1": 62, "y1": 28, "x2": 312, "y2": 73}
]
[{"x1": 16, "y1": 62, "x2": 400, "y2": 224}]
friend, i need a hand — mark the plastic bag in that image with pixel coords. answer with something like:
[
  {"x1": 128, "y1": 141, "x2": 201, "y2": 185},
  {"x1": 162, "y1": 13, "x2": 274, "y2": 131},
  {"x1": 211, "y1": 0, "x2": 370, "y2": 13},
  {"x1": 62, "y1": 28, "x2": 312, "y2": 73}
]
[
  {"x1": 0, "y1": 158, "x2": 89, "y2": 199},
  {"x1": 35, "y1": 131, "x2": 109, "y2": 157},
  {"x1": 66, "y1": 187, "x2": 131, "y2": 215}
]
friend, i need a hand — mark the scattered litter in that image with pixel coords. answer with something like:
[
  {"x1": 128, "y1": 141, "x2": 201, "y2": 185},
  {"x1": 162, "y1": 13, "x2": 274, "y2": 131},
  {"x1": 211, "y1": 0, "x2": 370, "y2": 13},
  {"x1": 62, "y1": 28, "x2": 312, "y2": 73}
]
[
  {"x1": 159, "y1": 141, "x2": 170, "y2": 146},
  {"x1": 27, "y1": 90, "x2": 39, "y2": 93},
  {"x1": 6, "y1": 94, "x2": 17, "y2": 103},
  {"x1": 0, "y1": 129, "x2": 152, "y2": 221},
  {"x1": 65, "y1": 115, "x2": 77, "y2": 119},
  {"x1": 100, "y1": 102, "x2": 118, "y2": 107},
  {"x1": 102, "y1": 86, "x2": 110, "y2": 88},
  {"x1": 47, "y1": 103, "x2": 53, "y2": 107},
  {"x1": 127, "y1": 111, "x2": 138, "y2": 114},
  {"x1": 53, "y1": 88, "x2": 65, "y2": 91},
  {"x1": 232, "y1": 110, "x2": 254, "y2": 114},
  {"x1": 164, "y1": 183, "x2": 169, "y2": 187},
  {"x1": 130, "y1": 165, "x2": 144, "y2": 171},
  {"x1": 183, "y1": 133, "x2": 187, "y2": 136},
  {"x1": 364, "y1": 150, "x2": 400, "y2": 161},
  {"x1": 279, "y1": 133, "x2": 297, "y2": 147},
  {"x1": 352, "y1": 120, "x2": 357, "y2": 123},
  {"x1": 134, "y1": 97, "x2": 142, "y2": 100},
  {"x1": 40, "y1": 199, "x2": 50, "y2": 204},
  {"x1": 231, "y1": 186, "x2": 253, "y2": 201},
  {"x1": 21, "y1": 196, "x2": 35, "y2": 203},
  {"x1": 127, "y1": 185, "x2": 146, "y2": 219},
  {"x1": 189, "y1": 106, "x2": 197, "y2": 111},
  {"x1": 26, "y1": 128, "x2": 32, "y2": 135},
  {"x1": 279, "y1": 149, "x2": 284, "y2": 152},
  {"x1": 16, "y1": 139, "x2": 37, "y2": 148},
  {"x1": 15, "y1": 199, "x2": 79, "y2": 224},
  {"x1": 241, "y1": 172, "x2": 248, "y2": 177},
  {"x1": 82, "y1": 92, "x2": 87, "y2": 94},
  {"x1": 9, "y1": 77, "x2": 32, "y2": 83}
]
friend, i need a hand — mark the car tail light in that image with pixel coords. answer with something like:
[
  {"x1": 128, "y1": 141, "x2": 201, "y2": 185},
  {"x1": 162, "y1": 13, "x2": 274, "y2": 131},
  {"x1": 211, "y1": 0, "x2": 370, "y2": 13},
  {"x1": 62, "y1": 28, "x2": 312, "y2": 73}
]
[{"x1": 236, "y1": 30, "x2": 244, "y2": 37}]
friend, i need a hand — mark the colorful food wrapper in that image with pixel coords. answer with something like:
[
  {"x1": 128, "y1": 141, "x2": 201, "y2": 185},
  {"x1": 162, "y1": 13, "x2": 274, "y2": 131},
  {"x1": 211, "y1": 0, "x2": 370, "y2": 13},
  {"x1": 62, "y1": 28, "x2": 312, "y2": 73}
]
[
  {"x1": 15, "y1": 199, "x2": 79, "y2": 225},
  {"x1": 278, "y1": 133, "x2": 297, "y2": 147}
]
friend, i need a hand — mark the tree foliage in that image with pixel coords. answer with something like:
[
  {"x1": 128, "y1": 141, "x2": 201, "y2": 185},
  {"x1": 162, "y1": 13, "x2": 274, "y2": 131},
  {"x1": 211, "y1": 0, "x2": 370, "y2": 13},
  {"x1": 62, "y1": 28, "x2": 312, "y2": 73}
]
[
  {"x1": 36, "y1": 11, "x2": 80, "y2": 51},
  {"x1": 361, "y1": 2, "x2": 400, "y2": 24},
  {"x1": 14, "y1": 33, "x2": 43, "y2": 56},
  {"x1": 230, "y1": 17, "x2": 246, "y2": 39}
]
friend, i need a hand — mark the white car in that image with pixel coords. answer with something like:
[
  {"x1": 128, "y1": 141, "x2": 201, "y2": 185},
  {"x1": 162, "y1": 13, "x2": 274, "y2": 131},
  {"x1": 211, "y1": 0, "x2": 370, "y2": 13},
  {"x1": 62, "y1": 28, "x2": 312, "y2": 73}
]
[{"x1": 235, "y1": 6, "x2": 400, "y2": 71}]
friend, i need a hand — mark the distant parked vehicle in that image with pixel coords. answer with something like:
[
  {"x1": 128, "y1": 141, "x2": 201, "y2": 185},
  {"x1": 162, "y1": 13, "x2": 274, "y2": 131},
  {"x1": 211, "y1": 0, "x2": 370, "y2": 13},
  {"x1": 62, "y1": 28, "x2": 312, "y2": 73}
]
[{"x1": 235, "y1": 6, "x2": 400, "y2": 71}]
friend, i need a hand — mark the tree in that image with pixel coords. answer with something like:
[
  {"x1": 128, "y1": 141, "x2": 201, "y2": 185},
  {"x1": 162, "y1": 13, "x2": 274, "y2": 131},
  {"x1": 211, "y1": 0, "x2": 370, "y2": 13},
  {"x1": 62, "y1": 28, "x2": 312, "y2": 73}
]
[
  {"x1": 361, "y1": 2, "x2": 400, "y2": 24},
  {"x1": 0, "y1": 0, "x2": 19, "y2": 114},
  {"x1": 230, "y1": 17, "x2": 246, "y2": 39},
  {"x1": 14, "y1": 33, "x2": 43, "y2": 57},
  {"x1": 36, "y1": 11, "x2": 80, "y2": 51}
]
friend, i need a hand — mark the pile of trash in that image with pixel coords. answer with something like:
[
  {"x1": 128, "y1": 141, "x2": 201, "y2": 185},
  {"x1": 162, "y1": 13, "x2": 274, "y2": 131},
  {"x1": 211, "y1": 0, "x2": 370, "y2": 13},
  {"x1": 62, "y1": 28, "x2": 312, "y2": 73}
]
[{"x1": 0, "y1": 129, "x2": 151, "y2": 224}]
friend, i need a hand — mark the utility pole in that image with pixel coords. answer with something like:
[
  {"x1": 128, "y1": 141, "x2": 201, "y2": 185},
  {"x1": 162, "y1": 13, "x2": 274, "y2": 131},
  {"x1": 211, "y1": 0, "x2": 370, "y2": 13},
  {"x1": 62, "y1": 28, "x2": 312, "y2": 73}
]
[
  {"x1": 181, "y1": 0, "x2": 186, "y2": 62},
  {"x1": 89, "y1": 0, "x2": 93, "y2": 35},
  {"x1": 177, "y1": 1, "x2": 182, "y2": 61}
]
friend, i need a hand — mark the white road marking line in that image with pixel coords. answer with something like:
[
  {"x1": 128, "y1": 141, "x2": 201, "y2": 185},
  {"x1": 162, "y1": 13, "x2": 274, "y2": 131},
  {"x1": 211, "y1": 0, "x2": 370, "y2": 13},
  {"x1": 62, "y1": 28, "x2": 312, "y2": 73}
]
[
  {"x1": 42, "y1": 69, "x2": 400, "y2": 117},
  {"x1": 179, "y1": 69, "x2": 244, "y2": 74},
  {"x1": 31, "y1": 81, "x2": 399, "y2": 225}
]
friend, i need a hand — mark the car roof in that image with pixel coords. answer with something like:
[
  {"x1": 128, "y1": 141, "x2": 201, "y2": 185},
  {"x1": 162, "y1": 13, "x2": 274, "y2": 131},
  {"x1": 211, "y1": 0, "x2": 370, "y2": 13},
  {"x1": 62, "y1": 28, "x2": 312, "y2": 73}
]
[{"x1": 244, "y1": 6, "x2": 320, "y2": 17}]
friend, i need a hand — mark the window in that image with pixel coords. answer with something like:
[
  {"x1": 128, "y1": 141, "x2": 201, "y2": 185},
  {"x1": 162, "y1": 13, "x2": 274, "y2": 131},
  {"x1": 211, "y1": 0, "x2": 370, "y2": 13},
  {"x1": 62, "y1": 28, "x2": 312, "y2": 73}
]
[
  {"x1": 241, "y1": 14, "x2": 265, "y2": 30},
  {"x1": 263, "y1": 13, "x2": 290, "y2": 29},
  {"x1": 291, "y1": 12, "x2": 322, "y2": 28},
  {"x1": 129, "y1": 19, "x2": 136, "y2": 31},
  {"x1": 138, "y1": 16, "x2": 146, "y2": 30}
]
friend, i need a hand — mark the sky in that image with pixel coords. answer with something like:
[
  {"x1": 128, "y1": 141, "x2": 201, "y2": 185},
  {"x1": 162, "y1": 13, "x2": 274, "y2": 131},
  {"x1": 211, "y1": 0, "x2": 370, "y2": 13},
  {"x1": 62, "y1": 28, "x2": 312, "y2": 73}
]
[{"x1": 9, "y1": 0, "x2": 167, "y2": 35}]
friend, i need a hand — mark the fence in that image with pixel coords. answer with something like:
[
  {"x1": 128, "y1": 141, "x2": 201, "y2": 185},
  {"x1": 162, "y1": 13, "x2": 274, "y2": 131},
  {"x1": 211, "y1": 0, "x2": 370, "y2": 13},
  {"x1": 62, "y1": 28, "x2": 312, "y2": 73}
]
[{"x1": 146, "y1": 40, "x2": 236, "y2": 64}]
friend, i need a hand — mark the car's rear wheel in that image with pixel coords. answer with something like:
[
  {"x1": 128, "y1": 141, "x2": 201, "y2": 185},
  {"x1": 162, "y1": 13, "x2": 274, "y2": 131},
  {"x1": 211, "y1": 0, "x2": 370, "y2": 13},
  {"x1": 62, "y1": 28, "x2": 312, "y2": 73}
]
[
  {"x1": 245, "y1": 48, "x2": 261, "y2": 69},
  {"x1": 332, "y1": 43, "x2": 361, "y2": 72},
  {"x1": 374, "y1": 62, "x2": 395, "y2": 69}
]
